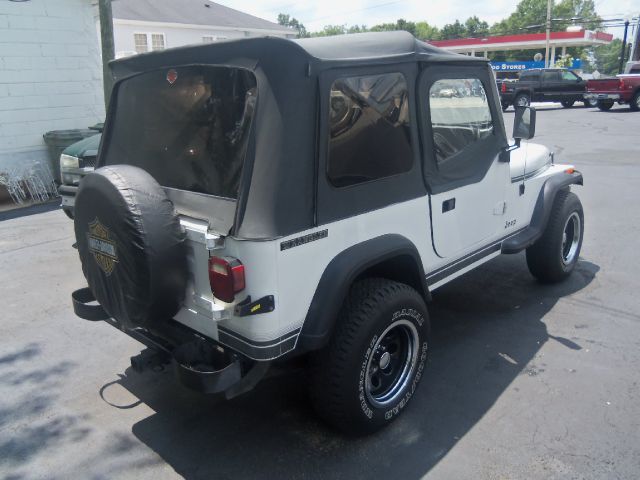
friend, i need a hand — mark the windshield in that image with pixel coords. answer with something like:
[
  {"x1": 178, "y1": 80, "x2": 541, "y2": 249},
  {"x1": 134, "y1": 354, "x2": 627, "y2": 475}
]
[{"x1": 103, "y1": 66, "x2": 257, "y2": 199}]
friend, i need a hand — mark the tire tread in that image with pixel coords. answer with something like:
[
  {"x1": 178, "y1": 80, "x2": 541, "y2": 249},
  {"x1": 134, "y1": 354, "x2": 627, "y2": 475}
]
[
  {"x1": 309, "y1": 278, "x2": 425, "y2": 433},
  {"x1": 526, "y1": 189, "x2": 583, "y2": 283}
]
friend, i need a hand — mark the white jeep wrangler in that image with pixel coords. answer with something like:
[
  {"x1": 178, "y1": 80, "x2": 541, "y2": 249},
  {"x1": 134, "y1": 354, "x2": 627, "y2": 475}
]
[{"x1": 71, "y1": 32, "x2": 584, "y2": 435}]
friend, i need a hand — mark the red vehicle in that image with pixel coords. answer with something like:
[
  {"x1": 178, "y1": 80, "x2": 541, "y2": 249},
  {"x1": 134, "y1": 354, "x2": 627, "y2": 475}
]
[{"x1": 584, "y1": 75, "x2": 640, "y2": 111}]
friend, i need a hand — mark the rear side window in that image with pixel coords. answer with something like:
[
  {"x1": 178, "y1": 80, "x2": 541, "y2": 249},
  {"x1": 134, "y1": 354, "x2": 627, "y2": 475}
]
[
  {"x1": 520, "y1": 71, "x2": 540, "y2": 81},
  {"x1": 562, "y1": 71, "x2": 578, "y2": 81},
  {"x1": 428, "y1": 78, "x2": 493, "y2": 165},
  {"x1": 327, "y1": 73, "x2": 413, "y2": 188},
  {"x1": 104, "y1": 66, "x2": 257, "y2": 199}
]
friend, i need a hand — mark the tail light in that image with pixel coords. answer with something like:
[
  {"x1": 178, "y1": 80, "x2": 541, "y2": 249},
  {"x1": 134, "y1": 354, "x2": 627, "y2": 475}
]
[
  {"x1": 619, "y1": 78, "x2": 625, "y2": 90},
  {"x1": 501, "y1": 82, "x2": 507, "y2": 93},
  {"x1": 209, "y1": 256, "x2": 245, "y2": 303}
]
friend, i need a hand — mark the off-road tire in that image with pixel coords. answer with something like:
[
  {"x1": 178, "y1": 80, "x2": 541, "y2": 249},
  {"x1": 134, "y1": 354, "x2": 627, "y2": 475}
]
[
  {"x1": 630, "y1": 91, "x2": 640, "y2": 112},
  {"x1": 526, "y1": 190, "x2": 584, "y2": 283},
  {"x1": 597, "y1": 100, "x2": 614, "y2": 111},
  {"x1": 561, "y1": 100, "x2": 575, "y2": 108},
  {"x1": 514, "y1": 93, "x2": 530, "y2": 107},
  {"x1": 309, "y1": 278, "x2": 429, "y2": 435}
]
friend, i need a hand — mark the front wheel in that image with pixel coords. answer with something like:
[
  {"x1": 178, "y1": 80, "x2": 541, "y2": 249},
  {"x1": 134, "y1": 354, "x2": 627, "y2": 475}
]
[
  {"x1": 561, "y1": 100, "x2": 575, "y2": 108},
  {"x1": 309, "y1": 278, "x2": 429, "y2": 435},
  {"x1": 526, "y1": 190, "x2": 584, "y2": 283},
  {"x1": 597, "y1": 100, "x2": 614, "y2": 111}
]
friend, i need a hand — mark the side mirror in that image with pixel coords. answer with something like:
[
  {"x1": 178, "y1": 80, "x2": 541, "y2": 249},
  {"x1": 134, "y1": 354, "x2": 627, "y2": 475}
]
[{"x1": 513, "y1": 106, "x2": 536, "y2": 141}]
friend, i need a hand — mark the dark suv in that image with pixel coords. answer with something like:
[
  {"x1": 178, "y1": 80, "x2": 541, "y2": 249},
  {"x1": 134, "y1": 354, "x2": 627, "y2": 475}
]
[{"x1": 500, "y1": 68, "x2": 590, "y2": 110}]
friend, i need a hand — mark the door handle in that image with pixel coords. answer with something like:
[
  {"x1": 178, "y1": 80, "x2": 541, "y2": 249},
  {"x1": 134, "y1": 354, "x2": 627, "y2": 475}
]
[{"x1": 442, "y1": 198, "x2": 456, "y2": 213}]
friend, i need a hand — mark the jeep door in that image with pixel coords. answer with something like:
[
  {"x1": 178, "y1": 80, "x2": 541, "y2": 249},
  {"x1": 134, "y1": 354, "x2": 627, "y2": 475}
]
[{"x1": 418, "y1": 65, "x2": 511, "y2": 259}]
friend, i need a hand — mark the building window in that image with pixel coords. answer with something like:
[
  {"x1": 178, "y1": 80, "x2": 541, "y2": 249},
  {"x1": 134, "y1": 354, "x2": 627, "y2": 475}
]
[
  {"x1": 202, "y1": 36, "x2": 215, "y2": 43},
  {"x1": 327, "y1": 73, "x2": 413, "y2": 188},
  {"x1": 151, "y1": 34, "x2": 165, "y2": 51},
  {"x1": 134, "y1": 33, "x2": 165, "y2": 54},
  {"x1": 134, "y1": 33, "x2": 148, "y2": 53}
]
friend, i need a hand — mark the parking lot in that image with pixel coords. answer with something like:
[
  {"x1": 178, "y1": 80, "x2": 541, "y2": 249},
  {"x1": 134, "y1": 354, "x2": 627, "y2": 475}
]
[{"x1": 1, "y1": 103, "x2": 639, "y2": 479}]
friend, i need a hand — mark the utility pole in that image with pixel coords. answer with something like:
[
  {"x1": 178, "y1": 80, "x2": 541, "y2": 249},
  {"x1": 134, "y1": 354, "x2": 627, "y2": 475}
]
[
  {"x1": 618, "y1": 15, "x2": 632, "y2": 74},
  {"x1": 544, "y1": 0, "x2": 552, "y2": 68},
  {"x1": 98, "y1": 0, "x2": 115, "y2": 109}
]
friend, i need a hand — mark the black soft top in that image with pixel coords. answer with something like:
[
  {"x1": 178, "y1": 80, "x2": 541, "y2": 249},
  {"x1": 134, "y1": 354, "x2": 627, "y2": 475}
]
[{"x1": 105, "y1": 32, "x2": 489, "y2": 239}]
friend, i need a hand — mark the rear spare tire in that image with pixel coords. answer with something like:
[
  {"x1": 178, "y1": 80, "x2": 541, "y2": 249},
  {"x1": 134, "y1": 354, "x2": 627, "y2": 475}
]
[{"x1": 74, "y1": 165, "x2": 188, "y2": 329}]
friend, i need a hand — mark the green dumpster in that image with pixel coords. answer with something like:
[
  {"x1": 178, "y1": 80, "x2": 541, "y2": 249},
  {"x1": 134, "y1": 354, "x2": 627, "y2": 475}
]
[{"x1": 43, "y1": 129, "x2": 96, "y2": 183}]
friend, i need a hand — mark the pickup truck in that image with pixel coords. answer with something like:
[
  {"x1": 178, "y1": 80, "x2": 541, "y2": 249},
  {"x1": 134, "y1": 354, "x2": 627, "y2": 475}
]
[
  {"x1": 500, "y1": 68, "x2": 589, "y2": 111},
  {"x1": 584, "y1": 74, "x2": 640, "y2": 111}
]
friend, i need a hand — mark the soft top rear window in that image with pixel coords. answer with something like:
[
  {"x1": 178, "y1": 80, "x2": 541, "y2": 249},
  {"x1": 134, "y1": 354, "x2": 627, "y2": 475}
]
[{"x1": 104, "y1": 66, "x2": 257, "y2": 199}]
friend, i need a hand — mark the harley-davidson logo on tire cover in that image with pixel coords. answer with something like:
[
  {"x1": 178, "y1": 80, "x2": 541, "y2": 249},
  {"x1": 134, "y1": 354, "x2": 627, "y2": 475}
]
[{"x1": 87, "y1": 218, "x2": 118, "y2": 275}]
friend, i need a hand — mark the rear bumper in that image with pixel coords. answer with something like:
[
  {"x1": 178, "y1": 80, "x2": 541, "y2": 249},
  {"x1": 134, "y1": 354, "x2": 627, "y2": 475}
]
[
  {"x1": 71, "y1": 287, "x2": 268, "y2": 397},
  {"x1": 584, "y1": 93, "x2": 621, "y2": 101}
]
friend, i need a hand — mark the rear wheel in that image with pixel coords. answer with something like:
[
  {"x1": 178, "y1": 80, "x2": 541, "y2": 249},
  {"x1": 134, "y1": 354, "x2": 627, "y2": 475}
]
[
  {"x1": 514, "y1": 93, "x2": 530, "y2": 107},
  {"x1": 597, "y1": 100, "x2": 614, "y2": 111},
  {"x1": 630, "y1": 91, "x2": 640, "y2": 112},
  {"x1": 561, "y1": 100, "x2": 575, "y2": 108},
  {"x1": 526, "y1": 190, "x2": 584, "y2": 283},
  {"x1": 309, "y1": 278, "x2": 429, "y2": 435},
  {"x1": 584, "y1": 98, "x2": 596, "y2": 107}
]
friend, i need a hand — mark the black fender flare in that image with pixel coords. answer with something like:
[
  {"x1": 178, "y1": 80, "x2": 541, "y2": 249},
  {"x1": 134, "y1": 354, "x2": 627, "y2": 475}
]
[
  {"x1": 502, "y1": 170, "x2": 583, "y2": 254},
  {"x1": 296, "y1": 234, "x2": 430, "y2": 353}
]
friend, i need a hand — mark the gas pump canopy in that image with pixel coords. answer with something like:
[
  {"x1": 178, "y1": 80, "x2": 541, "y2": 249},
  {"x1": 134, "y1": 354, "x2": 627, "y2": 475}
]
[{"x1": 429, "y1": 30, "x2": 613, "y2": 63}]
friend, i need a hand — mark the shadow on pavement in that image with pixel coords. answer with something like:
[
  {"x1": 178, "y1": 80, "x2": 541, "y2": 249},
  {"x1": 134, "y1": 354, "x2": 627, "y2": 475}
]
[
  {"x1": 0, "y1": 343, "x2": 89, "y2": 474},
  {"x1": 105, "y1": 253, "x2": 599, "y2": 479}
]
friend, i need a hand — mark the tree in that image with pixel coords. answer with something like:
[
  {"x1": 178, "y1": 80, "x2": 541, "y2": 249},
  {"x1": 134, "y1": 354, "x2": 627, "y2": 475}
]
[
  {"x1": 554, "y1": 0, "x2": 601, "y2": 31},
  {"x1": 487, "y1": 0, "x2": 601, "y2": 64},
  {"x1": 591, "y1": 39, "x2": 624, "y2": 75},
  {"x1": 277, "y1": 13, "x2": 309, "y2": 38},
  {"x1": 415, "y1": 21, "x2": 440, "y2": 40},
  {"x1": 370, "y1": 19, "x2": 416, "y2": 36},
  {"x1": 464, "y1": 16, "x2": 490, "y2": 37},
  {"x1": 312, "y1": 25, "x2": 348, "y2": 37},
  {"x1": 490, "y1": 0, "x2": 601, "y2": 36},
  {"x1": 440, "y1": 19, "x2": 466, "y2": 39}
]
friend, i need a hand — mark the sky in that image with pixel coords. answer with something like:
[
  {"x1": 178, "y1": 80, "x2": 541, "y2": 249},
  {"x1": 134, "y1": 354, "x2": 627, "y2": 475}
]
[{"x1": 219, "y1": 0, "x2": 639, "y2": 39}]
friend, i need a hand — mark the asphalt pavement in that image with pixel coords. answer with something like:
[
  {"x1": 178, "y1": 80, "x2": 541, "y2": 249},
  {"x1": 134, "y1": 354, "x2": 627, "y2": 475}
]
[{"x1": 1, "y1": 102, "x2": 639, "y2": 479}]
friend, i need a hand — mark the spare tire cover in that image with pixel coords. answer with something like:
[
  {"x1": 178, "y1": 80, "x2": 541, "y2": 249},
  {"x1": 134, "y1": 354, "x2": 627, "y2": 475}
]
[{"x1": 74, "y1": 165, "x2": 188, "y2": 329}]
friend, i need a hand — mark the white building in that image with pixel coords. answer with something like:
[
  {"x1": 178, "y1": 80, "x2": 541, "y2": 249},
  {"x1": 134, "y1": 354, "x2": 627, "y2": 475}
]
[
  {"x1": 0, "y1": 0, "x2": 105, "y2": 201},
  {"x1": 112, "y1": 0, "x2": 295, "y2": 58},
  {"x1": 0, "y1": 0, "x2": 293, "y2": 204}
]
